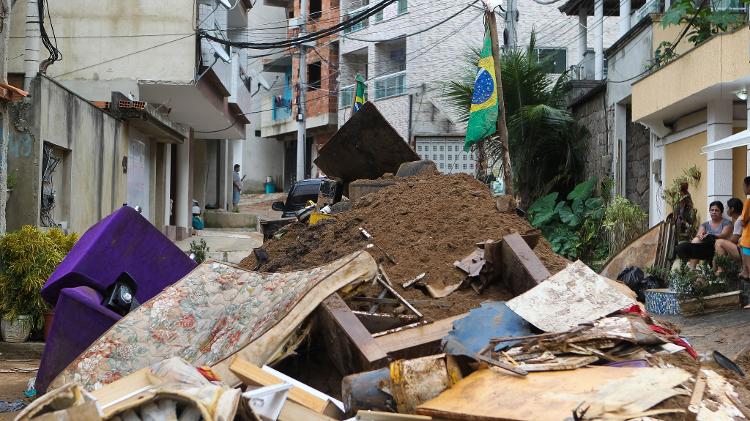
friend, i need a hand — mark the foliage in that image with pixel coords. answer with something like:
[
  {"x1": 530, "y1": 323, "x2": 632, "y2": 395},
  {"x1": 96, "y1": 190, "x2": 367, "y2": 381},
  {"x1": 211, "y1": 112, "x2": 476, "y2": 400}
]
[
  {"x1": 6, "y1": 169, "x2": 18, "y2": 190},
  {"x1": 0, "y1": 226, "x2": 78, "y2": 329},
  {"x1": 668, "y1": 261, "x2": 731, "y2": 302},
  {"x1": 441, "y1": 33, "x2": 587, "y2": 206},
  {"x1": 649, "y1": 41, "x2": 680, "y2": 68},
  {"x1": 602, "y1": 195, "x2": 647, "y2": 255},
  {"x1": 190, "y1": 239, "x2": 210, "y2": 264},
  {"x1": 528, "y1": 178, "x2": 608, "y2": 264},
  {"x1": 662, "y1": 165, "x2": 701, "y2": 210},
  {"x1": 662, "y1": 0, "x2": 747, "y2": 46}
]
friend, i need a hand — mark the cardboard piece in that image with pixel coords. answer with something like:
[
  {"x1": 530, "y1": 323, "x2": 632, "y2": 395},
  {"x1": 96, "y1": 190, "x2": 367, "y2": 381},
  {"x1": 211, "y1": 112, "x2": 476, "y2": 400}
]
[
  {"x1": 507, "y1": 261, "x2": 636, "y2": 332},
  {"x1": 600, "y1": 222, "x2": 662, "y2": 280},
  {"x1": 417, "y1": 366, "x2": 690, "y2": 420},
  {"x1": 13, "y1": 383, "x2": 101, "y2": 421}
]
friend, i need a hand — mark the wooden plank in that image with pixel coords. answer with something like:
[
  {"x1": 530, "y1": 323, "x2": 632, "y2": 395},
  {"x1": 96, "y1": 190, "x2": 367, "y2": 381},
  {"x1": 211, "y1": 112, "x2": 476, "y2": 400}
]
[
  {"x1": 374, "y1": 313, "x2": 468, "y2": 360},
  {"x1": 317, "y1": 293, "x2": 389, "y2": 375},
  {"x1": 278, "y1": 400, "x2": 338, "y2": 421},
  {"x1": 230, "y1": 358, "x2": 331, "y2": 414},
  {"x1": 500, "y1": 233, "x2": 551, "y2": 297}
]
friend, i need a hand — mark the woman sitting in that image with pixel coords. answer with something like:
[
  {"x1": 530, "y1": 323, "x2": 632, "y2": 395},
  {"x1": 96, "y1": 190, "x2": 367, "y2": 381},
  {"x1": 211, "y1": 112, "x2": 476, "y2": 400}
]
[{"x1": 675, "y1": 201, "x2": 733, "y2": 268}]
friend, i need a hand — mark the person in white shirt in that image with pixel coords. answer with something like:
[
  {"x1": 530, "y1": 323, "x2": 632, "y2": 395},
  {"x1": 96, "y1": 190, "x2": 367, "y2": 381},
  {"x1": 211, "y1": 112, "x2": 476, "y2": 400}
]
[{"x1": 714, "y1": 197, "x2": 744, "y2": 272}]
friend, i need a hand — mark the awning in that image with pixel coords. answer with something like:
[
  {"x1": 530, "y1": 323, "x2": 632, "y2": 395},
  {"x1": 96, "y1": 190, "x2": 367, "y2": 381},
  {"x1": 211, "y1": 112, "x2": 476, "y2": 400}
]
[{"x1": 701, "y1": 129, "x2": 750, "y2": 154}]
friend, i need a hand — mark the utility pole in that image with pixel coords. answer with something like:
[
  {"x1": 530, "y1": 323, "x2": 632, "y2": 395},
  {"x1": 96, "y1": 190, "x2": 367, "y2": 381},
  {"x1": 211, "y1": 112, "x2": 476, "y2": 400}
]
[
  {"x1": 295, "y1": 0, "x2": 307, "y2": 181},
  {"x1": 504, "y1": 0, "x2": 517, "y2": 49},
  {"x1": 0, "y1": 0, "x2": 11, "y2": 234},
  {"x1": 485, "y1": 10, "x2": 513, "y2": 196}
]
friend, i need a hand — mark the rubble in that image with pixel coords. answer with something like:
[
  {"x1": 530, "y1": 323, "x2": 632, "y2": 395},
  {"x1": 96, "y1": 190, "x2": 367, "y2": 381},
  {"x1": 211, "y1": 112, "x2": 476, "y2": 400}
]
[
  {"x1": 14, "y1": 168, "x2": 750, "y2": 421},
  {"x1": 240, "y1": 171, "x2": 568, "y2": 320}
]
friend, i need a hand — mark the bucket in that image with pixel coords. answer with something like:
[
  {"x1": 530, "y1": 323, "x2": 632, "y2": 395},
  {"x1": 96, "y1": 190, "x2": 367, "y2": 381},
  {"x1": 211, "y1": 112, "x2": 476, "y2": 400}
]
[{"x1": 264, "y1": 182, "x2": 275, "y2": 194}]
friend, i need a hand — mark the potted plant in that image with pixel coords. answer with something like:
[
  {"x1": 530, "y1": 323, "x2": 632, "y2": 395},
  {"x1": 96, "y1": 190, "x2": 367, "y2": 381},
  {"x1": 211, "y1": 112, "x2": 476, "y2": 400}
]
[{"x1": 0, "y1": 226, "x2": 77, "y2": 342}]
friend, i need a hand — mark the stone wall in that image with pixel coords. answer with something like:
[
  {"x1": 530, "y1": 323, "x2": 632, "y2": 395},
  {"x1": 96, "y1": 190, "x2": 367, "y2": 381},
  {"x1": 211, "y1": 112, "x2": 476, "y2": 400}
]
[
  {"x1": 571, "y1": 88, "x2": 614, "y2": 185},
  {"x1": 626, "y1": 115, "x2": 650, "y2": 212}
]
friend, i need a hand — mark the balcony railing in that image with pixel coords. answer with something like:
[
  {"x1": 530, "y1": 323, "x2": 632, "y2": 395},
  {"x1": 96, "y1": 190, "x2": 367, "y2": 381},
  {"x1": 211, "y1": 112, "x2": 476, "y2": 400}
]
[
  {"x1": 372, "y1": 71, "x2": 406, "y2": 100},
  {"x1": 343, "y1": 5, "x2": 370, "y2": 34},
  {"x1": 339, "y1": 83, "x2": 369, "y2": 108}
]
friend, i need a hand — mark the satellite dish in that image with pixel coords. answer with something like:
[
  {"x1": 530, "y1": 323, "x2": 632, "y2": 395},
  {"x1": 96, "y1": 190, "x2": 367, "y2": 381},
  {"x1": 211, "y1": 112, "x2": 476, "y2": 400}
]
[
  {"x1": 248, "y1": 68, "x2": 271, "y2": 90},
  {"x1": 209, "y1": 39, "x2": 232, "y2": 63},
  {"x1": 218, "y1": 0, "x2": 232, "y2": 8}
]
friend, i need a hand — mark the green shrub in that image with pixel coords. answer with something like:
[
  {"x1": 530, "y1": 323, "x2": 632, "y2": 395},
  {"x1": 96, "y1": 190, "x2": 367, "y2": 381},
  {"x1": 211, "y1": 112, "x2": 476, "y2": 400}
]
[
  {"x1": 603, "y1": 195, "x2": 647, "y2": 256},
  {"x1": 190, "y1": 239, "x2": 209, "y2": 264},
  {"x1": 0, "y1": 226, "x2": 78, "y2": 329}
]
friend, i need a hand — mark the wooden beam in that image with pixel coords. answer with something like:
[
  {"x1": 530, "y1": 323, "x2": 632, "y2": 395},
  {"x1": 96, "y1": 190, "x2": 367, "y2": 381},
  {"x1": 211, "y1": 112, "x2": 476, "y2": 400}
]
[
  {"x1": 501, "y1": 232, "x2": 551, "y2": 297},
  {"x1": 317, "y1": 293, "x2": 389, "y2": 375},
  {"x1": 374, "y1": 313, "x2": 468, "y2": 360},
  {"x1": 230, "y1": 358, "x2": 340, "y2": 417}
]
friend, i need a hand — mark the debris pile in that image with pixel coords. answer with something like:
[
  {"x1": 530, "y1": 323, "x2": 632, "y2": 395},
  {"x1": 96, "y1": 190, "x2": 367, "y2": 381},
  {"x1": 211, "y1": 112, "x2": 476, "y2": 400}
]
[
  {"x1": 16, "y1": 161, "x2": 750, "y2": 419},
  {"x1": 241, "y1": 171, "x2": 568, "y2": 319}
]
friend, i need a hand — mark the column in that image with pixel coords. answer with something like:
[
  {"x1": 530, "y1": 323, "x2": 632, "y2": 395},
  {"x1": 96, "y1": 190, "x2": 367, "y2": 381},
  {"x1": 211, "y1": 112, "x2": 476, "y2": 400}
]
[
  {"x1": 578, "y1": 8, "x2": 588, "y2": 68},
  {"x1": 176, "y1": 139, "x2": 190, "y2": 234},
  {"x1": 619, "y1": 0, "x2": 631, "y2": 37},
  {"x1": 706, "y1": 99, "x2": 733, "y2": 208},
  {"x1": 649, "y1": 134, "x2": 666, "y2": 227},
  {"x1": 162, "y1": 143, "x2": 172, "y2": 228},
  {"x1": 594, "y1": 0, "x2": 604, "y2": 80},
  {"x1": 746, "y1": 87, "x2": 750, "y2": 180},
  {"x1": 218, "y1": 139, "x2": 229, "y2": 210}
]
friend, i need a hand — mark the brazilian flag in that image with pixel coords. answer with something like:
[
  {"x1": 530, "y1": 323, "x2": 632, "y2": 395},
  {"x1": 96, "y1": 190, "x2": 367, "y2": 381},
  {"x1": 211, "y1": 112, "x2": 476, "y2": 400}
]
[
  {"x1": 464, "y1": 25, "x2": 498, "y2": 152},
  {"x1": 353, "y1": 74, "x2": 366, "y2": 112}
]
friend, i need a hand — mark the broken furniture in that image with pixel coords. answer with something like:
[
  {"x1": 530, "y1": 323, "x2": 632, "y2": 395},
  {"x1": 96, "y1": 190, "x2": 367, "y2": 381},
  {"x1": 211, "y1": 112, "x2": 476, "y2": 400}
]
[
  {"x1": 50, "y1": 251, "x2": 379, "y2": 392},
  {"x1": 35, "y1": 206, "x2": 196, "y2": 394}
]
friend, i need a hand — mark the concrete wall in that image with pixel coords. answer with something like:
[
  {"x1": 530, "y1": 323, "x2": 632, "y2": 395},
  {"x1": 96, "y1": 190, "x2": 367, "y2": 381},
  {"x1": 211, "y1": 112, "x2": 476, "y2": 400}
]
[
  {"x1": 571, "y1": 88, "x2": 614, "y2": 185},
  {"x1": 8, "y1": 0, "x2": 196, "y2": 84},
  {"x1": 625, "y1": 117, "x2": 650, "y2": 211},
  {"x1": 6, "y1": 77, "x2": 129, "y2": 234}
]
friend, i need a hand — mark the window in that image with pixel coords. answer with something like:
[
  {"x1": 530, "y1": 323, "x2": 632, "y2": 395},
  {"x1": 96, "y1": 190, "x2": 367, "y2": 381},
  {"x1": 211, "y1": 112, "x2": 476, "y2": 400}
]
[
  {"x1": 440, "y1": 154, "x2": 444, "y2": 160},
  {"x1": 433, "y1": 154, "x2": 437, "y2": 160},
  {"x1": 535, "y1": 48, "x2": 567, "y2": 74},
  {"x1": 397, "y1": 0, "x2": 407, "y2": 14},
  {"x1": 310, "y1": 0, "x2": 322, "y2": 19},
  {"x1": 373, "y1": 72, "x2": 406, "y2": 99},
  {"x1": 448, "y1": 164, "x2": 452, "y2": 169},
  {"x1": 440, "y1": 163, "x2": 444, "y2": 169},
  {"x1": 374, "y1": 9, "x2": 384, "y2": 22},
  {"x1": 343, "y1": 9, "x2": 369, "y2": 33},
  {"x1": 463, "y1": 164, "x2": 467, "y2": 169},
  {"x1": 433, "y1": 146, "x2": 437, "y2": 151},
  {"x1": 417, "y1": 145, "x2": 422, "y2": 151},
  {"x1": 469, "y1": 164, "x2": 474, "y2": 169},
  {"x1": 463, "y1": 155, "x2": 467, "y2": 161},
  {"x1": 448, "y1": 155, "x2": 452, "y2": 160},
  {"x1": 439, "y1": 146, "x2": 444, "y2": 151},
  {"x1": 307, "y1": 61, "x2": 322, "y2": 90}
]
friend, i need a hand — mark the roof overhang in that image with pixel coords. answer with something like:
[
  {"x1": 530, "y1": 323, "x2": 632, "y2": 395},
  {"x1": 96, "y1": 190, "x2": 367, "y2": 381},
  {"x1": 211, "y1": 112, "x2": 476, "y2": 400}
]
[{"x1": 702, "y1": 129, "x2": 750, "y2": 154}]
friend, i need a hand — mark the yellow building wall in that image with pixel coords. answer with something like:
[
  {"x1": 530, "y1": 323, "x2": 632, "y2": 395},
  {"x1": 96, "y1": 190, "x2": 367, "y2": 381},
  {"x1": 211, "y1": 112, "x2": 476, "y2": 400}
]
[
  {"x1": 733, "y1": 147, "x2": 747, "y2": 200},
  {"x1": 665, "y1": 132, "x2": 708, "y2": 222}
]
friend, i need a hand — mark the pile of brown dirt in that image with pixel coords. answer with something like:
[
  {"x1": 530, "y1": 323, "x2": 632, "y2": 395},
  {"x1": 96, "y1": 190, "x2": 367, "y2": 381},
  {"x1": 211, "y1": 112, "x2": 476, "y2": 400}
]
[{"x1": 240, "y1": 172, "x2": 569, "y2": 320}]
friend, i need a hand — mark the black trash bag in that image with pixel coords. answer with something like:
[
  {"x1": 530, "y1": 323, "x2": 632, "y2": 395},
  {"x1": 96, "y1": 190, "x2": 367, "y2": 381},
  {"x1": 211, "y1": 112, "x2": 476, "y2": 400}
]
[{"x1": 617, "y1": 266, "x2": 649, "y2": 302}]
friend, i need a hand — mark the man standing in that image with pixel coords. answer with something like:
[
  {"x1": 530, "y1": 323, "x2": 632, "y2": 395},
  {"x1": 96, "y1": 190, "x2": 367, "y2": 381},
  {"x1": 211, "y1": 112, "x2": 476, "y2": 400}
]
[{"x1": 232, "y1": 164, "x2": 242, "y2": 213}]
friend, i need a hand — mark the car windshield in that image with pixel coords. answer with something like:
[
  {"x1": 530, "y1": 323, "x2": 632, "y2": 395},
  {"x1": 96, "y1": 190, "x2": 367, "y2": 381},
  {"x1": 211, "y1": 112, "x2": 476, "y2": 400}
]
[{"x1": 287, "y1": 182, "x2": 320, "y2": 207}]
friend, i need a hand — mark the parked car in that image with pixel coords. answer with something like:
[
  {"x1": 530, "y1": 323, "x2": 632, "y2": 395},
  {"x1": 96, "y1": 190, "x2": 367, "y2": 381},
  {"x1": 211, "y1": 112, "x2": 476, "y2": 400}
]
[{"x1": 271, "y1": 178, "x2": 342, "y2": 218}]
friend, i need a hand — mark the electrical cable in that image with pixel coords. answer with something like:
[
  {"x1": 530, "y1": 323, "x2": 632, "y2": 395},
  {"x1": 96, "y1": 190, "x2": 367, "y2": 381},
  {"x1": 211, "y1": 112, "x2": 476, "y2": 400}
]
[
  {"x1": 342, "y1": 0, "x2": 478, "y2": 42},
  {"x1": 199, "y1": 0, "x2": 398, "y2": 49}
]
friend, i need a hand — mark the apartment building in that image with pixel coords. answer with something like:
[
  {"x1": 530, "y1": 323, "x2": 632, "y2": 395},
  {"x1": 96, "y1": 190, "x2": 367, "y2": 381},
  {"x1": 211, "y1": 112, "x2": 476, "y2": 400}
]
[
  {"x1": 255, "y1": 0, "x2": 340, "y2": 190},
  {"x1": 5, "y1": 0, "x2": 253, "y2": 237},
  {"x1": 336, "y1": 0, "x2": 620, "y2": 175}
]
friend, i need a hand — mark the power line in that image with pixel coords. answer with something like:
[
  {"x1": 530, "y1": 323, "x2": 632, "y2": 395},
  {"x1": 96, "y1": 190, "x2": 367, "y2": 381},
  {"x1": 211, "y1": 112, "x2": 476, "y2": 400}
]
[{"x1": 200, "y1": 0, "x2": 399, "y2": 49}]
